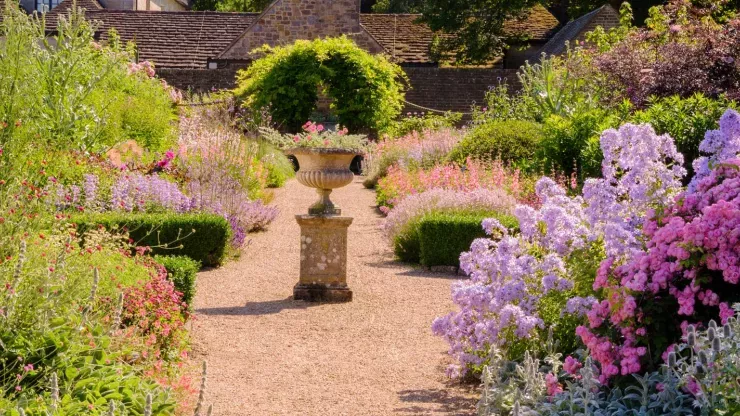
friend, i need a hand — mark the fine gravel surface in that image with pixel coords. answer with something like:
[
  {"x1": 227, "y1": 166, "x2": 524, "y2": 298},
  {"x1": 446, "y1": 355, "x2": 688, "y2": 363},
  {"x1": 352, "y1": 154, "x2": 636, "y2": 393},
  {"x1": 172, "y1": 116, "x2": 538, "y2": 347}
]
[{"x1": 191, "y1": 178, "x2": 478, "y2": 416}]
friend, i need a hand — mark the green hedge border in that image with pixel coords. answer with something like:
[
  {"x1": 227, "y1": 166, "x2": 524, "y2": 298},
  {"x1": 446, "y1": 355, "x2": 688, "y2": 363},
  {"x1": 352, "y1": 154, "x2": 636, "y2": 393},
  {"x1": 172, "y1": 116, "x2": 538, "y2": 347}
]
[{"x1": 72, "y1": 213, "x2": 231, "y2": 267}]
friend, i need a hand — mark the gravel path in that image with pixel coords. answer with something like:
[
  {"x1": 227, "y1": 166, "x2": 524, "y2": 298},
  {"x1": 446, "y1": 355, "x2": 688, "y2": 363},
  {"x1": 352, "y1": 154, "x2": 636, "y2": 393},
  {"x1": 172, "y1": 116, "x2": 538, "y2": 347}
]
[{"x1": 191, "y1": 178, "x2": 478, "y2": 415}]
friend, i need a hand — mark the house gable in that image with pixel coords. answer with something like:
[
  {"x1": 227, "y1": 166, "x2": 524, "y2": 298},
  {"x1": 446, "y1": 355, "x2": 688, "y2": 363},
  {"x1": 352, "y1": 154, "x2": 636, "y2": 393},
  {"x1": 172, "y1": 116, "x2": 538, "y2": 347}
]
[
  {"x1": 219, "y1": 0, "x2": 384, "y2": 60},
  {"x1": 539, "y1": 4, "x2": 619, "y2": 56}
]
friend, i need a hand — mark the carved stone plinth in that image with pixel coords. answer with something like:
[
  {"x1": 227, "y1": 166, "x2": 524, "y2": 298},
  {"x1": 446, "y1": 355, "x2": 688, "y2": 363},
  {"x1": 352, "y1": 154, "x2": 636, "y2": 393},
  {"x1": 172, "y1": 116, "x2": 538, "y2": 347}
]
[{"x1": 294, "y1": 215, "x2": 353, "y2": 302}]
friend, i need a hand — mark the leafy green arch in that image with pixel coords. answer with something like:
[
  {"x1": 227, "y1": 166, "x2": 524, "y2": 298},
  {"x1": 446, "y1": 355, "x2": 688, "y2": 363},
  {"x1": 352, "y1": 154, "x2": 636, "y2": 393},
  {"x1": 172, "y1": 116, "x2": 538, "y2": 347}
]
[{"x1": 234, "y1": 36, "x2": 407, "y2": 133}]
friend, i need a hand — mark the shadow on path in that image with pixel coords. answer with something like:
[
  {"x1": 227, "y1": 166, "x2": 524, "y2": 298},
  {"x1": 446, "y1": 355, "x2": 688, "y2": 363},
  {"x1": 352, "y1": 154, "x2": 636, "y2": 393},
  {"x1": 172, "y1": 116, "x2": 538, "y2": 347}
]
[
  {"x1": 362, "y1": 260, "x2": 464, "y2": 280},
  {"x1": 196, "y1": 297, "x2": 319, "y2": 316},
  {"x1": 395, "y1": 387, "x2": 477, "y2": 415}
]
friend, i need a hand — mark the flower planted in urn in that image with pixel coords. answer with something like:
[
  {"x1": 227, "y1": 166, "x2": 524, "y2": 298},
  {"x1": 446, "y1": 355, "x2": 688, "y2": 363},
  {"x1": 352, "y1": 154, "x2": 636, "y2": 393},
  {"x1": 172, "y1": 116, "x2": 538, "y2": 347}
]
[
  {"x1": 261, "y1": 122, "x2": 367, "y2": 216},
  {"x1": 260, "y1": 121, "x2": 368, "y2": 151}
]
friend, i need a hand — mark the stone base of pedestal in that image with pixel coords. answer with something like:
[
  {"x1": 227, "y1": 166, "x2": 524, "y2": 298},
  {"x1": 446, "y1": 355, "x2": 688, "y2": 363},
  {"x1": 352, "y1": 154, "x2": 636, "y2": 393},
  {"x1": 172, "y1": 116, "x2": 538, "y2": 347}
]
[
  {"x1": 293, "y1": 283, "x2": 353, "y2": 302},
  {"x1": 294, "y1": 215, "x2": 354, "y2": 303}
]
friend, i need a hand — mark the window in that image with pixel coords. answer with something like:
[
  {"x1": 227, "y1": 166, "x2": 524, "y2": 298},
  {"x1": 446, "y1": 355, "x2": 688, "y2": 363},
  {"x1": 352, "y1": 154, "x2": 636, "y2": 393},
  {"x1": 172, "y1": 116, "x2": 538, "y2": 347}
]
[{"x1": 35, "y1": 0, "x2": 60, "y2": 12}]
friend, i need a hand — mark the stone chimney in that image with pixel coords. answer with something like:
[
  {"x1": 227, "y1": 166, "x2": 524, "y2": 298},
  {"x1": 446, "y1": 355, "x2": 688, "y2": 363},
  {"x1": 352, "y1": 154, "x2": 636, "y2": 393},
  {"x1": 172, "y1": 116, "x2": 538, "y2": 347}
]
[{"x1": 220, "y1": 0, "x2": 383, "y2": 60}]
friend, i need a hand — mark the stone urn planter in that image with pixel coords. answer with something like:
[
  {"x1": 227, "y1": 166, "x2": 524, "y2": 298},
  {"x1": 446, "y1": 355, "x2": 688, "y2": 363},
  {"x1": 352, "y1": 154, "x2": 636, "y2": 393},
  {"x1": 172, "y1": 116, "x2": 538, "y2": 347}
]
[
  {"x1": 285, "y1": 147, "x2": 359, "y2": 302},
  {"x1": 286, "y1": 148, "x2": 358, "y2": 216}
]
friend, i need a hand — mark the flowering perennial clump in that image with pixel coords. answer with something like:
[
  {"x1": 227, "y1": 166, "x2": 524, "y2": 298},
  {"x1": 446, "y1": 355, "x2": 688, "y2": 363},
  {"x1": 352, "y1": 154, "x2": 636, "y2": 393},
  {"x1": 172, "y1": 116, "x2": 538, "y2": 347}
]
[
  {"x1": 431, "y1": 177, "x2": 591, "y2": 378},
  {"x1": 260, "y1": 121, "x2": 367, "y2": 151},
  {"x1": 382, "y1": 188, "x2": 516, "y2": 243},
  {"x1": 578, "y1": 109, "x2": 740, "y2": 381},
  {"x1": 377, "y1": 158, "x2": 531, "y2": 208},
  {"x1": 582, "y1": 123, "x2": 686, "y2": 259},
  {"x1": 689, "y1": 109, "x2": 740, "y2": 192},
  {"x1": 434, "y1": 121, "x2": 700, "y2": 379}
]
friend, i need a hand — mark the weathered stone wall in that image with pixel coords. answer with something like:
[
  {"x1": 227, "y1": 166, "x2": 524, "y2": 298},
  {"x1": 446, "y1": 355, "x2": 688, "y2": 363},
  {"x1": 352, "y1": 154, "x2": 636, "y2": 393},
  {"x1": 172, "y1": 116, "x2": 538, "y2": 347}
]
[
  {"x1": 158, "y1": 66, "x2": 521, "y2": 116},
  {"x1": 158, "y1": 68, "x2": 242, "y2": 92},
  {"x1": 220, "y1": 0, "x2": 383, "y2": 59},
  {"x1": 402, "y1": 67, "x2": 521, "y2": 114}
]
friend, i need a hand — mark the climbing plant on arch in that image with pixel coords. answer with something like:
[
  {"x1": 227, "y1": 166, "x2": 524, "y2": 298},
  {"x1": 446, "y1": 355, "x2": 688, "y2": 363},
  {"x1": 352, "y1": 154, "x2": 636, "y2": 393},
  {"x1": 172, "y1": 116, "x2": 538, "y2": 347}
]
[{"x1": 234, "y1": 36, "x2": 407, "y2": 133}]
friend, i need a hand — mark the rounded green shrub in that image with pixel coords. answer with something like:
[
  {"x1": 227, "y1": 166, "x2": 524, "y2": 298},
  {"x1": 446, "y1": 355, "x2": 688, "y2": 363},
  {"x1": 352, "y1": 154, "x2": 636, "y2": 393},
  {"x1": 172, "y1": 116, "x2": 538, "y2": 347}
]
[
  {"x1": 448, "y1": 120, "x2": 544, "y2": 167},
  {"x1": 394, "y1": 210, "x2": 518, "y2": 265},
  {"x1": 234, "y1": 36, "x2": 406, "y2": 133}
]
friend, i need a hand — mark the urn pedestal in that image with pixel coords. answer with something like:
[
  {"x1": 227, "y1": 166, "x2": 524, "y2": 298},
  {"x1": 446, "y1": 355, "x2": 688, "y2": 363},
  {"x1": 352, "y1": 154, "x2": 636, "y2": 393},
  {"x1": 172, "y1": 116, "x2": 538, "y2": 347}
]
[
  {"x1": 294, "y1": 215, "x2": 353, "y2": 302},
  {"x1": 286, "y1": 148, "x2": 358, "y2": 303}
]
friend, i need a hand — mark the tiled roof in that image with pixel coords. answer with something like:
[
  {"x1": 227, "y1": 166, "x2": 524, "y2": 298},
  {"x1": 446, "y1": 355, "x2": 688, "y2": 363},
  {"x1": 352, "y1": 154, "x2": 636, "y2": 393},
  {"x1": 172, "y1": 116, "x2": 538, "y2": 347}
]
[
  {"x1": 360, "y1": 14, "x2": 435, "y2": 64},
  {"x1": 503, "y1": 4, "x2": 562, "y2": 41},
  {"x1": 539, "y1": 5, "x2": 610, "y2": 55},
  {"x1": 44, "y1": 0, "x2": 559, "y2": 68},
  {"x1": 49, "y1": 0, "x2": 102, "y2": 16},
  {"x1": 361, "y1": 6, "x2": 559, "y2": 64},
  {"x1": 47, "y1": 8, "x2": 257, "y2": 68}
]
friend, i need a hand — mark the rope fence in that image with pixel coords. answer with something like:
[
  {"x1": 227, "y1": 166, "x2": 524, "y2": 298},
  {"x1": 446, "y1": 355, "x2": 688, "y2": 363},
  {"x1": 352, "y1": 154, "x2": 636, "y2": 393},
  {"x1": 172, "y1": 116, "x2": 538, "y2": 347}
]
[{"x1": 177, "y1": 98, "x2": 477, "y2": 115}]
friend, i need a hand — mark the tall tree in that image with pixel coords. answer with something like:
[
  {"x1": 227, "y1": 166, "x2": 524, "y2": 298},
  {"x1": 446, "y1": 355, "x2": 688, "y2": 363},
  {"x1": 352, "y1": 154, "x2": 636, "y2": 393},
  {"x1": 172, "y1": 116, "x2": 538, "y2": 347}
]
[{"x1": 418, "y1": 0, "x2": 540, "y2": 64}]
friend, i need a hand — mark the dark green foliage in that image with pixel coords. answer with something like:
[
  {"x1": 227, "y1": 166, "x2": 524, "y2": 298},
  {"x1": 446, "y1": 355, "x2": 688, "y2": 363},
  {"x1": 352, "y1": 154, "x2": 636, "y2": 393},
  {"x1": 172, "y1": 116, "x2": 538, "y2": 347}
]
[
  {"x1": 448, "y1": 120, "x2": 544, "y2": 167},
  {"x1": 631, "y1": 94, "x2": 736, "y2": 180},
  {"x1": 372, "y1": 0, "x2": 425, "y2": 12},
  {"x1": 418, "y1": 0, "x2": 539, "y2": 64},
  {"x1": 387, "y1": 111, "x2": 462, "y2": 137},
  {"x1": 538, "y1": 108, "x2": 625, "y2": 180},
  {"x1": 394, "y1": 210, "x2": 517, "y2": 265},
  {"x1": 393, "y1": 221, "x2": 423, "y2": 264},
  {"x1": 72, "y1": 213, "x2": 231, "y2": 267},
  {"x1": 154, "y1": 255, "x2": 201, "y2": 308},
  {"x1": 419, "y1": 212, "x2": 518, "y2": 268},
  {"x1": 234, "y1": 37, "x2": 406, "y2": 133}
]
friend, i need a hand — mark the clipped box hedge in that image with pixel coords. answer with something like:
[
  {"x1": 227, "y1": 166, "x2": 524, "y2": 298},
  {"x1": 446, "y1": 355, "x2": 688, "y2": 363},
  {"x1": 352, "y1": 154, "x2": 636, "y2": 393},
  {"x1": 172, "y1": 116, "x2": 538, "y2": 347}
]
[
  {"x1": 154, "y1": 255, "x2": 201, "y2": 309},
  {"x1": 418, "y1": 211, "x2": 518, "y2": 268},
  {"x1": 72, "y1": 213, "x2": 231, "y2": 267}
]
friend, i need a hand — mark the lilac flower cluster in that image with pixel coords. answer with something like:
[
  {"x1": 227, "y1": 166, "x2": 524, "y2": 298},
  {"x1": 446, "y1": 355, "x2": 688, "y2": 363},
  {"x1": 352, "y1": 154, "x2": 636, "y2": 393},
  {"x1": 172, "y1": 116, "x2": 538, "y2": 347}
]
[
  {"x1": 179, "y1": 110, "x2": 279, "y2": 248},
  {"x1": 382, "y1": 188, "x2": 516, "y2": 243},
  {"x1": 432, "y1": 178, "x2": 590, "y2": 378},
  {"x1": 583, "y1": 123, "x2": 686, "y2": 259},
  {"x1": 689, "y1": 109, "x2": 740, "y2": 193},
  {"x1": 433, "y1": 122, "x2": 694, "y2": 379},
  {"x1": 51, "y1": 172, "x2": 277, "y2": 249},
  {"x1": 188, "y1": 180, "x2": 278, "y2": 248}
]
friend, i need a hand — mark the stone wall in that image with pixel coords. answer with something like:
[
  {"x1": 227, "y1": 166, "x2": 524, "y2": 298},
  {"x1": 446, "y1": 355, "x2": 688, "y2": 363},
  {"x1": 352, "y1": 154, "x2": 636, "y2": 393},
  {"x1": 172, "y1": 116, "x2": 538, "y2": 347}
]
[
  {"x1": 158, "y1": 66, "x2": 521, "y2": 116},
  {"x1": 402, "y1": 67, "x2": 521, "y2": 114},
  {"x1": 220, "y1": 0, "x2": 383, "y2": 60},
  {"x1": 158, "y1": 68, "x2": 242, "y2": 92}
]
